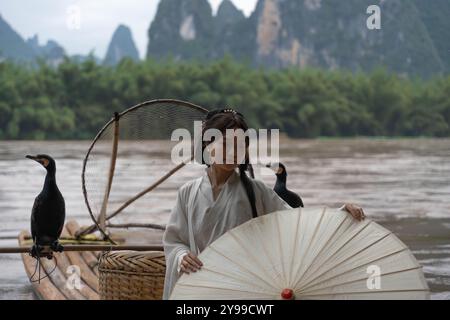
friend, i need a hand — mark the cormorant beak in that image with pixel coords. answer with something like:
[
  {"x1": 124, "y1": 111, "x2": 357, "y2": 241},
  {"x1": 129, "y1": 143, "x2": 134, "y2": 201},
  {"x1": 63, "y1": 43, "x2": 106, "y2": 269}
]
[
  {"x1": 266, "y1": 163, "x2": 284, "y2": 175},
  {"x1": 26, "y1": 155, "x2": 48, "y2": 167}
]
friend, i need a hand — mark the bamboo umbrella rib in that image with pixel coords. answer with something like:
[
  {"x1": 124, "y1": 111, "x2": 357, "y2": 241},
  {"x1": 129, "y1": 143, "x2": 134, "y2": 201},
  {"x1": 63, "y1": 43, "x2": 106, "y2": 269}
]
[
  {"x1": 295, "y1": 231, "x2": 392, "y2": 290},
  {"x1": 185, "y1": 266, "x2": 275, "y2": 293},
  {"x1": 208, "y1": 245, "x2": 278, "y2": 291},
  {"x1": 292, "y1": 213, "x2": 349, "y2": 287},
  {"x1": 295, "y1": 219, "x2": 373, "y2": 287},
  {"x1": 302, "y1": 240, "x2": 410, "y2": 290},
  {"x1": 296, "y1": 229, "x2": 392, "y2": 290},
  {"x1": 299, "y1": 266, "x2": 424, "y2": 295},
  {"x1": 290, "y1": 210, "x2": 309, "y2": 283},
  {"x1": 226, "y1": 230, "x2": 279, "y2": 290},
  {"x1": 275, "y1": 212, "x2": 287, "y2": 286},
  {"x1": 292, "y1": 208, "x2": 326, "y2": 285},
  {"x1": 248, "y1": 219, "x2": 286, "y2": 286},
  {"x1": 174, "y1": 283, "x2": 275, "y2": 298},
  {"x1": 300, "y1": 288, "x2": 430, "y2": 298},
  {"x1": 288, "y1": 209, "x2": 302, "y2": 286},
  {"x1": 297, "y1": 208, "x2": 326, "y2": 282},
  {"x1": 299, "y1": 247, "x2": 409, "y2": 293}
]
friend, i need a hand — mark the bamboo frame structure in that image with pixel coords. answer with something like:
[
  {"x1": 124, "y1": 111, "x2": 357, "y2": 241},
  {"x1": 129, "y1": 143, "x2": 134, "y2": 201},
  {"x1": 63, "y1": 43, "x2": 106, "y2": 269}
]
[
  {"x1": 77, "y1": 156, "x2": 192, "y2": 237},
  {"x1": 98, "y1": 112, "x2": 120, "y2": 234},
  {"x1": 79, "y1": 100, "x2": 208, "y2": 238}
]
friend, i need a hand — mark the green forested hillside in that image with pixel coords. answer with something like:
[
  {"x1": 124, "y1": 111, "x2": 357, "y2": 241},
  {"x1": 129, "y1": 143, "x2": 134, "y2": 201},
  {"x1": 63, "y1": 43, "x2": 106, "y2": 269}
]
[{"x1": 1, "y1": 57, "x2": 449, "y2": 140}]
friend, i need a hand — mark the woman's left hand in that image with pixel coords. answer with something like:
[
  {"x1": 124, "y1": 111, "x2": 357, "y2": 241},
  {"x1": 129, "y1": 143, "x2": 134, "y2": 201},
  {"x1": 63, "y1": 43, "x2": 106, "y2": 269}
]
[{"x1": 343, "y1": 203, "x2": 366, "y2": 221}]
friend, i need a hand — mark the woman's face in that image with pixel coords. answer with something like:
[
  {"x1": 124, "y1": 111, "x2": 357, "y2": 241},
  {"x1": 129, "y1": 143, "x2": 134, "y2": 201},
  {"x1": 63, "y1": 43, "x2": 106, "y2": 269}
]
[{"x1": 207, "y1": 128, "x2": 248, "y2": 171}]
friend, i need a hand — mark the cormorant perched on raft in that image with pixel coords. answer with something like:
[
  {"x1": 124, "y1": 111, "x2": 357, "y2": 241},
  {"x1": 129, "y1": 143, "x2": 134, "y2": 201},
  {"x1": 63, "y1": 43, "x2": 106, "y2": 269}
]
[
  {"x1": 26, "y1": 154, "x2": 65, "y2": 259},
  {"x1": 266, "y1": 162, "x2": 304, "y2": 208}
]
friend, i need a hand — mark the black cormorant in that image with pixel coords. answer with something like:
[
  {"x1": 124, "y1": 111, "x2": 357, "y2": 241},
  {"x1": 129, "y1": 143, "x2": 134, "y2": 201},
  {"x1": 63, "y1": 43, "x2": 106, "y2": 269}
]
[
  {"x1": 266, "y1": 162, "x2": 304, "y2": 208},
  {"x1": 26, "y1": 154, "x2": 65, "y2": 259}
]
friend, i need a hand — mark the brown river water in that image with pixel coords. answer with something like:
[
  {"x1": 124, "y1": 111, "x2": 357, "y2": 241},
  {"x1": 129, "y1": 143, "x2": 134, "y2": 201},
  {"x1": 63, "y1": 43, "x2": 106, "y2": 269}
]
[{"x1": 0, "y1": 139, "x2": 449, "y2": 299}]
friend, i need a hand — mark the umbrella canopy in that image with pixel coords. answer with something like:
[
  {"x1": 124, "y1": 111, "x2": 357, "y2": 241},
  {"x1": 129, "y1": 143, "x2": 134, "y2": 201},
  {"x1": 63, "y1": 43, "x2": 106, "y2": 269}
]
[{"x1": 170, "y1": 207, "x2": 429, "y2": 300}]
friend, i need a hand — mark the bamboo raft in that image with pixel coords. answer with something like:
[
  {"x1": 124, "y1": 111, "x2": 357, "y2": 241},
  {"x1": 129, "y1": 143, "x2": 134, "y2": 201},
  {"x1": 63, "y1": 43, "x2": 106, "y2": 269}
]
[
  {"x1": 15, "y1": 100, "x2": 208, "y2": 300},
  {"x1": 18, "y1": 220, "x2": 164, "y2": 300}
]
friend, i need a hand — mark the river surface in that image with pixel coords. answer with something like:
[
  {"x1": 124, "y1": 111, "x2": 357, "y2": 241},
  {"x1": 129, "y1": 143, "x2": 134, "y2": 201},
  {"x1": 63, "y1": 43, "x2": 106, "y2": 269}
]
[{"x1": 0, "y1": 139, "x2": 449, "y2": 299}]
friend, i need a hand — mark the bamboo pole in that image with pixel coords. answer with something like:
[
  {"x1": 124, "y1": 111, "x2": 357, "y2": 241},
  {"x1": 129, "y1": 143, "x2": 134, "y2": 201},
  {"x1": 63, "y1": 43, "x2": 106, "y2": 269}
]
[
  {"x1": 77, "y1": 155, "x2": 193, "y2": 237},
  {"x1": 98, "y1": 112, "x2": 120, "y2": 233},
  {"x1": 105, "y1": 159, "x2": 190, "y2": 222},
  {"x1": 0, "y1": 244, "x2": 163, "y2": 254},
  {"x1": 107, "y1": 223, "x2": 166, "y2": 231}
]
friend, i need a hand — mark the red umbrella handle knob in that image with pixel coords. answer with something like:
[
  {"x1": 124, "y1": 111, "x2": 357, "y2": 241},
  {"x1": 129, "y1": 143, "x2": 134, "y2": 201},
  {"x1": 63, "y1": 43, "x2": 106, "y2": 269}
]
[{"x1": 281, "y1": 288, "x2": 294, "y2": 300}]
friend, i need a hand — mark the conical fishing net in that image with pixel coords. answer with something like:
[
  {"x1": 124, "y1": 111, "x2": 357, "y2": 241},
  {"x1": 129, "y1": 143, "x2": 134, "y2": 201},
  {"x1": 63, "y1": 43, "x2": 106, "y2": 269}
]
[{"x1": 81, "y1": 100, "x2": 208, "y2": 239}]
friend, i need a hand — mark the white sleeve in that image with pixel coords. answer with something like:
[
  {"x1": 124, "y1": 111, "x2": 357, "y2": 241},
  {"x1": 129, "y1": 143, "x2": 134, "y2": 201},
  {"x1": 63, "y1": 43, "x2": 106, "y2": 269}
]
[{"x1": 162, "y1": 188, "x2": 191, "y2": 299}]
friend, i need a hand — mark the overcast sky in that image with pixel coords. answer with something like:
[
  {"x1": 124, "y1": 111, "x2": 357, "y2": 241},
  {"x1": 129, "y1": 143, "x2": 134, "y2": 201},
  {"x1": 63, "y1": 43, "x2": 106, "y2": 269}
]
[{"x1": 0, "y1": 0, "x2": 258, "y2": 59}]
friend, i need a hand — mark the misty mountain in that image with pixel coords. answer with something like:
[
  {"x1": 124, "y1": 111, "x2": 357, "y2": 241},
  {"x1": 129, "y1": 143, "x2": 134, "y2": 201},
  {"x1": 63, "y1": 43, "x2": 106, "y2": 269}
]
[
  {"x1": 411, "y1": 0, "x2": 450, "y2": 72},
  {"x1": 26, "y1": 35, "x2": 66, "y2": 66},
  {"x1": 147, "y1": 0, "x2": 215, "y2": 61},
  {"x1": 104, "y1": 24, "x2": 140, "y2": 65},
  {"x1": 0, "y1": 14, "x2": 35, "y2": 61},
  {"x1": 2, "y1": 1, "x2": 449, "y2": 77},
  {"x1": 0, "y1": 14, "x2": 65, "y2": 65},
  {"x1": 215, "y1": 0, "x2": 245, "y2": 31},
  {"x1": 147, "y1": 0, "x2": 450, "y2": 77}
]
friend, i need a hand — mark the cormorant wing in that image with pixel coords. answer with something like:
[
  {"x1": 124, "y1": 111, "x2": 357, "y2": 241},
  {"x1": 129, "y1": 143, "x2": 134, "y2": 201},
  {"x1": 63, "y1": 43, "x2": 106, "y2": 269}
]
[{"x1": 30, "y1": 194, "x2": 43, "y2": 242}]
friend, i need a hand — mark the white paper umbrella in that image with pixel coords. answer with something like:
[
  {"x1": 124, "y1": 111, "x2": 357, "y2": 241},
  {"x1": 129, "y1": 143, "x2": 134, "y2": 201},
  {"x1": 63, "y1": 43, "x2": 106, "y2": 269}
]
[{"x1": 170, "y1": 207, "x2": 429, "y2": 300}]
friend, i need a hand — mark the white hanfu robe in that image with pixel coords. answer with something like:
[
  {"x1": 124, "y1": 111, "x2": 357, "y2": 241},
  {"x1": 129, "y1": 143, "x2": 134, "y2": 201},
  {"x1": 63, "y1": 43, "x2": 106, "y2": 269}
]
[{"x1": 162, "y1": 168, "x2": 291, "y2": 299}]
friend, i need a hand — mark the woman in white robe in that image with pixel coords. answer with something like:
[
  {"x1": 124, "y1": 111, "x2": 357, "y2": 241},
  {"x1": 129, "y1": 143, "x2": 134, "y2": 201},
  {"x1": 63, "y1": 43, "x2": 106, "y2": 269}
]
[
  {"x1": 163, "y1": 166, "x2": 292, "y2": 299},
  {"x1": 162, "y1": 109, "x2": 365, "y2": 299}
]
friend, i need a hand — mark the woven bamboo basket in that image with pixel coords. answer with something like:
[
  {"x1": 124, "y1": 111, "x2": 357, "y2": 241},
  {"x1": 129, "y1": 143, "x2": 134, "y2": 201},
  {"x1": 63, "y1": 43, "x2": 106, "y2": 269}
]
[{"x1": 98, "y1": 251, "x2": 166, "y2": 300}]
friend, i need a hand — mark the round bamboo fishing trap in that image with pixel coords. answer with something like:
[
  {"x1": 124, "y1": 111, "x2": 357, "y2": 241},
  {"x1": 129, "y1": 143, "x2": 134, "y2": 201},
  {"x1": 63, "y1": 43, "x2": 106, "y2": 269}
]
[{"x1": 80, "y1": 99, "x2": 208, "y2": 299}]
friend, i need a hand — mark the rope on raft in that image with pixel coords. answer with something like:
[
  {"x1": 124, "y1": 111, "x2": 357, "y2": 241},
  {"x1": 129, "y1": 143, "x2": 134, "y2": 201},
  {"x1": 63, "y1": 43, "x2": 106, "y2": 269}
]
[{"x1": 29, "y1": 255, "x2": 58, "y2": 284}]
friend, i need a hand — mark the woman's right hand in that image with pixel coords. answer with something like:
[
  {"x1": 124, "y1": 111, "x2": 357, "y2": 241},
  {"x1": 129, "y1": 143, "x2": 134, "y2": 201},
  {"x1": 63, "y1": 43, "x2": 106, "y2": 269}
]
[{"x1": 180, "y1": 252, "x2": 203, "y2": 274}]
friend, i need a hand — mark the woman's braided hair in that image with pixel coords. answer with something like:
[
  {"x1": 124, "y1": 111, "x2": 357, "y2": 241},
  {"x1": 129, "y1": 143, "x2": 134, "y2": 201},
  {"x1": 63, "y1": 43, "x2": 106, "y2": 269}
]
[{"x1": 202, "y1": 109, "x2": 258, "y2": 218}]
